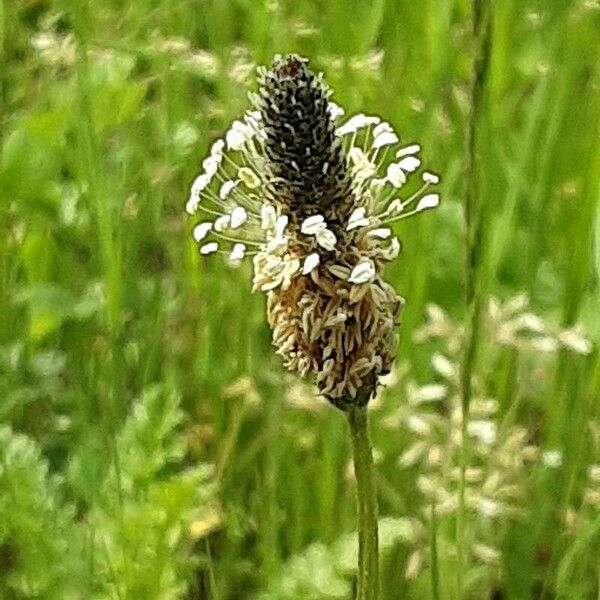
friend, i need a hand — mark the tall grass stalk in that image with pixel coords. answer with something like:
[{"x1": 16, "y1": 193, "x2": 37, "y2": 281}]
[
  {"x1": 456, "y1": 1, "x2": 491, "y2": 597},
  {"x1": 347, "y1": 404, "x2": 379, "y2": 600},
  {"x1": 69, "y1": 0, "x2": 125, "y2": 510},
  {"x1": 430, "y1": 502, "x2": 441, "y2": 600}
]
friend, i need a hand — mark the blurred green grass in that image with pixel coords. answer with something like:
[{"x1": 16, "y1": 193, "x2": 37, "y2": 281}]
[{"x1": 1, "y1": 0, "x2": 599, "y2": 598}]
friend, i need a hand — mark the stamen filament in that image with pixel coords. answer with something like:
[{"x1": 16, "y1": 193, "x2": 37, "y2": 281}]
[
  {"x1": 377, "y1": 182, "x2": 431, "y2": 222},
  {"x1": 210, "y1": 230, "x2": 263, "y2": 247}
]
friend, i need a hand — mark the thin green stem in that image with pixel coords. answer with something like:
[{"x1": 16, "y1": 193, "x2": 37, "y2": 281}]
[
  {"x1": 456, "y1": 1, "x2": 491, "y2": 598},
  {"x1": 430, "y1": 502, "x2": 441, "y2": 600},
  {"x1": 347, "y1": 405, "x2": 379, "y2": 600}
]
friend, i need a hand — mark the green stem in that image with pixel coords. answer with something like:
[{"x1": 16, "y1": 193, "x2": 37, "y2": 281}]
[
  {"x1": 456, "y1": 1, "x2": 491, "y2": 597},
  {"x1": 347, "y1": 405, "x2": 379, "y2": 600}
]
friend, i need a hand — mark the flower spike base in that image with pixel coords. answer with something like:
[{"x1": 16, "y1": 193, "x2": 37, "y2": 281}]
[{"x1": 347, "y1": 402, "x2": 379, "y2": 599}]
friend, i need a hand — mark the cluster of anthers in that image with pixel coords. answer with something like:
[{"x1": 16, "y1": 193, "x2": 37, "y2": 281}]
[{"x1": 186, "y1": 54, "x2": 440, "y2": 409}]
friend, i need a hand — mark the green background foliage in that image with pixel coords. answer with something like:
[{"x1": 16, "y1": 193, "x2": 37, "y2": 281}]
[{"x1": 0, "y1": 0, "x2": 599, "y2": 598}]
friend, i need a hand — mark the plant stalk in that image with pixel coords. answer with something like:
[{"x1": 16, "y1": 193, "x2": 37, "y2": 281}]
[
  {"x1": 347, "y1": 404, "x2": 379, "y2": 600},
  {"x1": 456, "y1": 1, "x2": 491, "y2": 597}
]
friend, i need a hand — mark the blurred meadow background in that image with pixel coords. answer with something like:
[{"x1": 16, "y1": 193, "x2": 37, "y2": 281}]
[{"x1": 1, "y1": 0, "x2": 600, "y2": 598}]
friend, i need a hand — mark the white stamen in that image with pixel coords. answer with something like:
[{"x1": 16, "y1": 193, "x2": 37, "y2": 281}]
[
  {"x1": 396, "y1": 144, "x2": 421, "y2": 157},
  {"x1": 368, "y1": 228, "x2": 392, "y2": 239},
  {"x1": 214, "y1": 215, "x2": 230, "y2": 232},
  {"x1": 372, "y1": 130, "x2": 399, "y2": 150},
  {"x1": 230, "y1": 206, "x2": 247, "y2": 228},
  {"x1": 202, "y1": 155, "x2": 220, "y2": 177},
  {"x1": 397, "y1": 155, "x2": 421, "y2": 173},
  {"x1": 210, "y1": 139, "x2": 225, "y2": 156},
  {"x1": 347, "y1": 207, "x2": 370, "y2": 231},
  {"x1": 315, "y1": 228, "x2": 337, "y2": 251},
  {"x1": 301, "y1": 214, "x2": 326, "y2": 235},
  {"x1": 336, "y1": 113, "x2": 381, "y2": 136},
  {"x1": 373, "y1": 122, "x2": 394, "y2": 137},
  {"x1": 386, "y1": 163, "x2": 407, "y2": 188},
  {"x1": 245, "y1": 110, "x2": 261, "y2": 123},
  {"x1": 226, "y1": 128, "x2": 245, "y2": 151},
  {"x1": 416, "y1": 193, "x2": 440, "y2": 212},
  {"x1": 200, "y1": 242, "x2": 218, "y2": 255},
  {"x1": 266, "y1": 236, "x2": 287, "y2": 254},
  {"x1": 385, "y1": 237, "x2": 401, "y2": 260},
  {"x1": 348, "y1": 259, "x2": 376, "y2": 284},
  {"x1": 302, "y1": 252, "x2": 320, "y2": 275},
  {"x1": 244, "y1": 110, "x2": 262, "y2": 130},
  {"x1": 370, "y1": 178, "x2": 387, "y2": 193},
  {"x1": 275, "y1": 215, "x2": 289, "y2": 237},
  {"x1": 191, "y1": 173, "x2": 211, "y2": 197},
  {"x1": 348, "y1": 147, "x2": 367, "y2": 165},
  {"x1": 225, "y1": 120, "x2": 251, "y2": 150},
  {"x1": 186, "y1": 196, "x2": 199, "y2": 215},
  {"x1": 192, "y1": 222, "x2": 213, "y2": 242},
  {"x1": 260, "y1": 204, "x2": 277, "y2": 230},
  {"x1": 349, "y1": 147, "x2": 376, "y2": 179},
  {"x1": 238, "y1": 167, "x2": 260, "y2": 189},
  {"x1": 219, "y1": 180, "x2": 236, "y2": 200},
  {"x1": 388, "y1": 199, "x2": 404, "y2": 214},
  {"x1": 329, "y1": 102, "x2": 345, "y2": 120},
  {"x1": 423, "y1": 171, "x2": 440, "y2": 184},
  {"x1": 229, "y1": 243, "x2": 246, "y2": 262}
]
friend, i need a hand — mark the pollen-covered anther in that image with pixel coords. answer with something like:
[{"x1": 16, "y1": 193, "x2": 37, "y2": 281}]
[
  {"x1": 214, "y1": 215, "x2": 230, "y2": 232},
  {"x1": 396, "y1": 143, "x2": 421, "y2": 157},
  {"x1": 301, "y1": 215, "x2": 326, "y2": 235},
  {"x1": 368, "y1": 228, "x2": 392, "y2": 239},
  {"x1": 229, "y1": 243, "x2": 246, "y2": 262},
  {"x1": 302, "y1": 253, "x2": 320, "y2": 274},
  {"x1": 336, "y1": 113, "x2": 381, "y2": 136},
  {"x1": 397, "y1": 155, "x2": 421, "y2": 173},
  {"x1": 348, "y1": 259, "x2": 376, "y2": 284},
  {"x1": 193, "y1": 222, "x2": 212, "y2": 242},
  {"x1": 315, "y1": 228, "x2": 337, "y2": 251},
  {"x1": 387, "y1": 163, "x2": 407, "y2": 188},
  {"x1": 416, "y1": 194, "x2": 440, "y2": 212},
  {"x1": 226, "y1": 120, "x2": 253, "y2": 150},
  {"x1": 347, "y1": 207, "x2": 370, "y2": 231},
  {"x1": 230, "y1": 206, "x2": 248, "y2": 228},
  {"x1": 200, "y1": 242, "x2": 218, "y2": 255},
  {"x1": 219, "y1": 180, "x2": 236, "y2": 200},
  {"x1": 372, "y1": 130, "x2": 399, "y2": 150},
  {"x1": 261, "y1": 204, "x2": 277, "y2": 230},
  {"x1": 423, "y1": 171, "x2": 440, "y2": 184}
]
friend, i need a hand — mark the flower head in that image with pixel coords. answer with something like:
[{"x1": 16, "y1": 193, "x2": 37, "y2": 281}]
[{"x1": 186, "y1": 54, "x2": 441, "y2": 409}]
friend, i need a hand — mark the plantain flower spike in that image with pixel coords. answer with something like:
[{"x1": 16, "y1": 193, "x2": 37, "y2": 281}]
[{"x1": 187, "y1": 54, "x2": 440, "y2": 410}]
